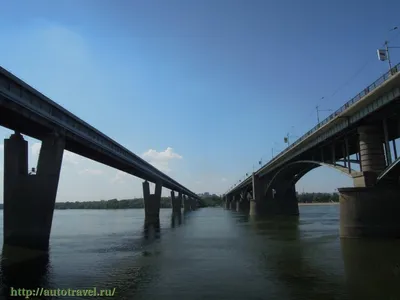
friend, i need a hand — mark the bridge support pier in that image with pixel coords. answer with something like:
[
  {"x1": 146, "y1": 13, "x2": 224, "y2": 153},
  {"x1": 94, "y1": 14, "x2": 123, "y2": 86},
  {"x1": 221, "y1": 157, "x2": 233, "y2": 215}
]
[
  {"x1": 3, "y1": 132, "x2": 64, "y2": 251},
  {"x1": 230, "y1": 198, "x2": 236, "y2": 210},
  {"x1": 339, "y1": 187, "x2": 400, "y2": 238},
  {"x1": 224, "y1": 196, "x2": 229, "y2": 209},
  {"x1": 353, "y1": 125, "x2": 387, "y2": 187},
  {"x1": 171, "y1": 191, "x2": 182, "y2": 215},
  {"x1": 191, "y1": 198, "x2": 197, "y2": 210},
  {"x1": 268, "y1": 183, "x2": 299, "y2": 215},
  {"x1": 143, "y1": 180, "x2": 162, "y2": 225},
  {"x1": 183, "y1": 196, "x2": 191, "y2": 212},
  {"x1": 340, "y1": 124, "x2": 400, "y2": 238},
  {"x1": 239, "y1": 199, "x2": 250, "y2": 212},
  {"x1": 250, "y1": 174, "x2": 299, "y2": 216}
]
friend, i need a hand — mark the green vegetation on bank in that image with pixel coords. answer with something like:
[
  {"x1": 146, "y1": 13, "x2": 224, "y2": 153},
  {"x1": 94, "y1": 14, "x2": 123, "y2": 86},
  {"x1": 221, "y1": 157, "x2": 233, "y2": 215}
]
[
  {"x1": 48, "y1": 195, "x2": 224, "y2": 210},
  {"x1": 297, "y1": 192, "x2": 339, "y2": 203},
  {"x1": 0, "y1": 193, "x2": 337, "y2": 210}
]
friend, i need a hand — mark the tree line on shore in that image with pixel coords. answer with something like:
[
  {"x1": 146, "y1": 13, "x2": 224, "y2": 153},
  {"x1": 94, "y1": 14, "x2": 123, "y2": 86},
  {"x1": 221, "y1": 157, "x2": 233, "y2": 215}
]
[
  {"x1": 0, "y1": 193, "x2": 338, "y2": 210},
  {"x1": 297, "y1": 192, "x2": 339, "y2": 203},
  {"x1": 53, "y1": 194, "x2": 225, "y2": 210}
]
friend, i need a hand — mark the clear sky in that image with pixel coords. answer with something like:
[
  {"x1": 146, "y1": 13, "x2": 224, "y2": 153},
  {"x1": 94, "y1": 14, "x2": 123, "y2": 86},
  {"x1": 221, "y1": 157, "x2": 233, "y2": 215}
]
[{"x1": 0, "y1": 0, "x2": 400, "y2": 202}]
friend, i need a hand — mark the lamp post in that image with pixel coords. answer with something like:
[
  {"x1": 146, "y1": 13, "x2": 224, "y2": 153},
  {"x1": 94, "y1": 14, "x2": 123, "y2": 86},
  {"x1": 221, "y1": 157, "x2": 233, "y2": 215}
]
[
  {"x1": 377, "y1": 27, "x2": 399, "y2": 73},
  {"x1": 316, "y1": 105, "x2": 333, "y2": 124}
]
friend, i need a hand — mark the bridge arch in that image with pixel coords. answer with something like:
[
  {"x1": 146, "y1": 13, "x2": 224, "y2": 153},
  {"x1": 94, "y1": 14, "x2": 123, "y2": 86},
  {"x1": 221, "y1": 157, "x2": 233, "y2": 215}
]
[{"x1": 264, "y1": 160, "x2": 356, "y2": 197}]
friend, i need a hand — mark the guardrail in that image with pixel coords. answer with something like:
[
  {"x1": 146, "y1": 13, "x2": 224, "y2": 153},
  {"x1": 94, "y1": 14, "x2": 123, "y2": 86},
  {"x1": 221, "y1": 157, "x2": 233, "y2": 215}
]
[{"x1": 226, "y1": 63, "x2": 400, "y2": 194}]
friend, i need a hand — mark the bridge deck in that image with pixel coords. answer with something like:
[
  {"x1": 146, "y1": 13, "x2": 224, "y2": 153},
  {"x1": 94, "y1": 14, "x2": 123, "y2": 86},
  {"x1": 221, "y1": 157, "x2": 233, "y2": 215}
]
[
  {"x1": 0, "y1": 66, "x2": 198, "y2": 198},
  {"x1": 227, "y1": 64, "x2": 400, "y2": 194}
]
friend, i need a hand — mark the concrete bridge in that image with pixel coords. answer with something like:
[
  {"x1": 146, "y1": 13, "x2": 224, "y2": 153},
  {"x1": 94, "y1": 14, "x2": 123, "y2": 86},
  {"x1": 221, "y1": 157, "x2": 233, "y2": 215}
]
[
  {"x1": 0, "y1": 66, "x2": 199, "y2": 251},
  {"x1": 224, "y1": 64, "x2": 400, "y2": 238}
]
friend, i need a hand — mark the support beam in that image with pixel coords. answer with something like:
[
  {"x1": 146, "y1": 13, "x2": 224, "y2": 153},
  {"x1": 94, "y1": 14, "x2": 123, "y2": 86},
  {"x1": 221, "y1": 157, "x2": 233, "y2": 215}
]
[
  {"x1": 332, "y1": 143, "x2": 336, "y2": 166},
  {"x1": 3, "y1": 132, "x2": 64, "y2": 250},
  {"x1": 143, "y1": 180, "x2": 162, "y2": 224},
  {"x1": 345, "y1": 137, "x2": 351, "y2": 174},
  {"x1": 392, "y1": 139, "x2": 398, "y2": 160},
  {"x1": 383, "y1": 118, "x2": 392, "y2": 165}
]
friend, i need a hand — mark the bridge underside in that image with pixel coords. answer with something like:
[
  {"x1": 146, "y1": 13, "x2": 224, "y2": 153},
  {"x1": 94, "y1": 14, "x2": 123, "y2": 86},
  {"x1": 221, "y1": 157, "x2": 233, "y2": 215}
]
[
  {"x1": 225, "y1": 105, "x2": 400, "y2": 238},
  {"x1": 2, "y1": 131, "x2": 199, "y2": 251}
]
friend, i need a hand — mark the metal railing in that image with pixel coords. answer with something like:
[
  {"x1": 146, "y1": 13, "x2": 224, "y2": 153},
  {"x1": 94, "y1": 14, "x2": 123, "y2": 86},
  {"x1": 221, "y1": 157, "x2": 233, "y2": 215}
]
[{"x1": 226, "y1": 63, "x2": 400, "y2": 194}]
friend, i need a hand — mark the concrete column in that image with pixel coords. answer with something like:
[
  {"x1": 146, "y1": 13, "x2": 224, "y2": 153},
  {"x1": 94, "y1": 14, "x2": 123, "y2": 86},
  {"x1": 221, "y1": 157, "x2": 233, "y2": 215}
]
[
  {"x1": 353, "y1": 125, "x2": 386, "y2": 187},
  {"x1": 224, "y1": 195, "x2": 229, "y2": 209},
  {"x1": 250, "y1": 173, "x2": 265, "y2": 216},
  {"x1": 183, "y1": 195, "x2": 190, "y2": 212},
  {"x1": 230, "y1": 197, "x2": 236, "y2": 210},
  {"x1": 232, "y1": 194, "x2": 240, "y2": 211},
  {"x1": 171, "y1": 191, "x2": 181, "y2": 214},
  {"x1": 192, "y1": 198, "x2": 197, "y2": 210},
  {"x1": 251, "y1": 173, "x2": 298, "y2": 216},
  {"x1": 270, "y1": 183, "x2": 299, "y2": 215},
  {"x1": 3, "y1": 132, "x2": 64, "y2": 250},
  {"x1": 339, "y1": 187, "x2": 400, "y2": 238},
  {"x1": 143, "y1": 180, "x2": 162, "y2": 224},
  {"x1": 189, "y1": 197, "x2": 195, "y2": 210}
]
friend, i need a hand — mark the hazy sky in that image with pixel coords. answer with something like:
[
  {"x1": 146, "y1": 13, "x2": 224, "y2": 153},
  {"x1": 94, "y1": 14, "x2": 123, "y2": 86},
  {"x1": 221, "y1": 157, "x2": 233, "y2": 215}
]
[{"x1": 1, "y1": 0, "x2": 400, "y2": 202}]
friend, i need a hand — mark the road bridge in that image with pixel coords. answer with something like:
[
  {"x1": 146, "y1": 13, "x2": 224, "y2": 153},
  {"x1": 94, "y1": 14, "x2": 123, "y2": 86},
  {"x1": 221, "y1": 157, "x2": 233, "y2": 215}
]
[
  {"x1": 0, "y1": 66, "x2": 199, "y2": 251},
  {"x1": 224, "y1": 64, "x2": 400, "y2": 238}
]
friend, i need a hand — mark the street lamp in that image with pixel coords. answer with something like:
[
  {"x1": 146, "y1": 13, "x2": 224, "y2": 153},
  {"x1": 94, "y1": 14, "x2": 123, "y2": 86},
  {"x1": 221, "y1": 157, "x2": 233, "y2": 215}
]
[
  {"x1": 377, "y1": 27, "x2": 400, "y2": 73},
  {"x1": 316, "y1": 105, "x2": 333, "y2": 124}
]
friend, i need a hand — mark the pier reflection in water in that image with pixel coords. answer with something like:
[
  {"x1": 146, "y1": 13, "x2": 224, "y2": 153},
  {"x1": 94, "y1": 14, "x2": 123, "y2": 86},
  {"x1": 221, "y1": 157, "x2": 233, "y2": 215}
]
[
  {"x1": 341, "y1": 239, "x2": 400, "y2": 300},
  {"x1": 0, "y1": 246, "x2": 50, "y2": 299},
  {"x1": 0, "y1": 207, "x2": 399, "y2": 299}
]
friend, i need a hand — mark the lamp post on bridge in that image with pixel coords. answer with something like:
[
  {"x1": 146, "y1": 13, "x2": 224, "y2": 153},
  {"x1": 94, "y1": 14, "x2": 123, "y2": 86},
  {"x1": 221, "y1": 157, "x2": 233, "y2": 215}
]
[
  {"x1": 377, "y1": 27, "x2": 399, "y2": 73},
  {"x1": 283, "y1": 126, "x2": 298, "y2": 147},
  {"x1": 316, "y1": 105, "x2": 333, "y2": 124}
]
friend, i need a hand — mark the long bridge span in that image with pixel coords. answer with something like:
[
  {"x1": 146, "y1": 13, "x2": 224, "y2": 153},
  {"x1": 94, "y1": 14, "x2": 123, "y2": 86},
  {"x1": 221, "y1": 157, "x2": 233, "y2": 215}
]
[
  {"x1": 224, "y1": 64, "x2": 400, "y2": 238},
  {"x1": 0, "y1": 66, "x2": 198, "y2": 251}
]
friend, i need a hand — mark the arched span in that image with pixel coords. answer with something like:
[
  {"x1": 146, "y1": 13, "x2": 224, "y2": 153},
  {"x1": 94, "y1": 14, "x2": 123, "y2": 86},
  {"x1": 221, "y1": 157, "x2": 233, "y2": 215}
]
[{"x1": 264, "y1": 160, "x2": 356, "y2": 196}]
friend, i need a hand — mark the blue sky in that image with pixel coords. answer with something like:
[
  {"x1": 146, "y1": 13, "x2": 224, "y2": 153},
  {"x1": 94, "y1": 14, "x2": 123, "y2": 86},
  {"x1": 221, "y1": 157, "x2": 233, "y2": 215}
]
[{"x1": 0, "y1": 0, "x2": 400, "y2": 202}]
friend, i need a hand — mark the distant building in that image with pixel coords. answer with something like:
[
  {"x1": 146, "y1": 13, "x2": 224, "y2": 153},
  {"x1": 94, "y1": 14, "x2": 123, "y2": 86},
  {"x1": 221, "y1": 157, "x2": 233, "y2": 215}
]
[{"x1": 197, "y1": 192, "x2": 218, "y2": 198}]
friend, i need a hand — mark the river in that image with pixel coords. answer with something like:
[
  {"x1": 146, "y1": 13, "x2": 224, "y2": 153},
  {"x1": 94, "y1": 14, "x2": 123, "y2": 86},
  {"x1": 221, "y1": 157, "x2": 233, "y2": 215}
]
[{"x1": 0, "y1": 205, "x2": 399, "y2": 299}]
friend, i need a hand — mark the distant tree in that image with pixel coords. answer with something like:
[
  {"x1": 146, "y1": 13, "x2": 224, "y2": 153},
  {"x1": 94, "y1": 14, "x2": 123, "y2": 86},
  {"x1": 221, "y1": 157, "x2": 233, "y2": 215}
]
[{"x1": 297, "y1": 192, "x2": 339, "y2": 203}]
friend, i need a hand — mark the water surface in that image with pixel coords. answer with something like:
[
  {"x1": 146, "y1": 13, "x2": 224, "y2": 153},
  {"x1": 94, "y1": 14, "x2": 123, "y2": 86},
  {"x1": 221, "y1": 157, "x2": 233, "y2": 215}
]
[{"x1": 1, "y1": 206, "x2": 399, "y2": 299}]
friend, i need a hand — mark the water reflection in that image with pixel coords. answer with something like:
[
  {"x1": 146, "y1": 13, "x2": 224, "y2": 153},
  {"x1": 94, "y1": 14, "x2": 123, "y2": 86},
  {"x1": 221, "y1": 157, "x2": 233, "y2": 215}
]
[
  {"x1": 170, "y1": 213, "x2": 182, "y2": 228},
  {"x1": 143, "y1": 219, "x2": 161, "y2": 241},
  {"x1": 0, "y1": 245, "x2": 50, "y2": 299},
  {"x1": 341, "y1": 239, "x2": 400, "y2": 300},
  {"x1": 249, "y1": 215, "x2": 300, "y2": 241},
  {"x1": 248, "y1": 215, "x2": 345, "y2": 300}
]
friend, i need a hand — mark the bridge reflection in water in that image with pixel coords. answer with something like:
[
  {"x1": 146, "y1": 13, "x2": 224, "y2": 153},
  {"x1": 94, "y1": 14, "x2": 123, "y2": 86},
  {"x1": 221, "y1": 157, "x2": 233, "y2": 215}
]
[
  {"x1": 341, "y1": 239, "x2": 400, "y2": 300},
  {"x1": 1, "y1": 208, "x2": 399, "y2": 300},
  {"x1": 239, "y1": 208, "x2": 400, "y2": 300}
]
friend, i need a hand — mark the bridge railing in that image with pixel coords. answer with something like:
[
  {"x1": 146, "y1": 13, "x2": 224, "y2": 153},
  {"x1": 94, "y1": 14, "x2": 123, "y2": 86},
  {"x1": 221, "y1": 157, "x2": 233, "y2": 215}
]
[
  {"x1": 227, "y1": 63, "x2": 400, "y2": 193},
  {"x1": 285, "y1": 64, "x2": 399, "y2": 151}
]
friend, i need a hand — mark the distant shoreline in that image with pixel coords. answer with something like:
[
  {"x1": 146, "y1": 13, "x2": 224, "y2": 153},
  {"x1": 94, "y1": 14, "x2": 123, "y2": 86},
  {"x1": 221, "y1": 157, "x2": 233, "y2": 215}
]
[{"x1": 298, "y1": 202, "x2": 339, "y2": 206}]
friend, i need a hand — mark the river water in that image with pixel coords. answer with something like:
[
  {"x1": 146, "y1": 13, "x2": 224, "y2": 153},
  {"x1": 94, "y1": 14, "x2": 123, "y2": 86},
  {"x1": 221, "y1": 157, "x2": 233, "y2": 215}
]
[{"x1": 0, "y1": 205, "x2": 399, "y2": 300}]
